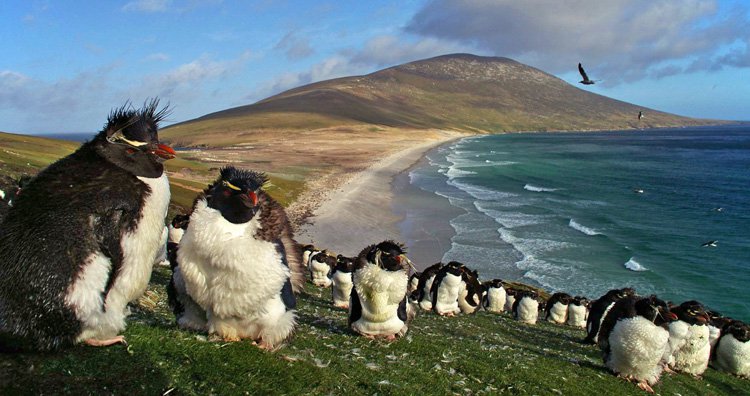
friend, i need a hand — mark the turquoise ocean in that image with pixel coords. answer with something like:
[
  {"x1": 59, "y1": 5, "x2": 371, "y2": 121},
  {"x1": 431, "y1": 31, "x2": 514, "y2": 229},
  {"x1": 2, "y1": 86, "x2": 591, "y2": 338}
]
[{"x1": 393, "y1": 125, "x2": 750, "y2": 320}]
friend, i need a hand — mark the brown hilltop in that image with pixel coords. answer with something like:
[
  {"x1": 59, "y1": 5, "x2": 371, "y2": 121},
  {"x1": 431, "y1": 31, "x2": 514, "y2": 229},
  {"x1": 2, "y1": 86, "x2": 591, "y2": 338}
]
[{"x1": 161, "y1": 53, "x2": 711, "y2": 147}]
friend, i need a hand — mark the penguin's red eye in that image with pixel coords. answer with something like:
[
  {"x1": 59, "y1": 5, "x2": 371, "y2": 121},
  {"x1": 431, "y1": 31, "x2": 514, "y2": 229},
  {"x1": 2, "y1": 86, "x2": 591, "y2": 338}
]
[
  {"x1": 223, "y1": 189, "x2": 231, "y2": 197},
  {"x1": 126, "y1": 148, "x2": 136, "y2": 154}
]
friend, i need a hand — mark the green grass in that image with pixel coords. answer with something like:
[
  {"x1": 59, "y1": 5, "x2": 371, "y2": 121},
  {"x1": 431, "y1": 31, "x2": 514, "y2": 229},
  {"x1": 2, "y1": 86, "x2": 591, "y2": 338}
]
[
  {"x1": 2, "y1": 266, "x2": 748, "y2": 395},
  {"x1": 0, "y1": 132, "x2": 79, "y2": 177}
]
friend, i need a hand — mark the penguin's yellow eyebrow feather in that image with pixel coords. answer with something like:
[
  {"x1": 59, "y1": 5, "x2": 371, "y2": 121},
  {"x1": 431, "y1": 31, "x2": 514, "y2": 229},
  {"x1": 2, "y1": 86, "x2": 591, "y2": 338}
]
[{"x1": 223, "y1": 181, "x2": 241, "y2": 191}]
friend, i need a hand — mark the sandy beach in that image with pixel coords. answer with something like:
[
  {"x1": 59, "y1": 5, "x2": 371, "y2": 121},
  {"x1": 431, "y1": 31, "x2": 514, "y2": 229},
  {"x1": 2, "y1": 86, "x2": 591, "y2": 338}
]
[{"x1": 294, "y1": 130, "x2": 466, "y2": 258}]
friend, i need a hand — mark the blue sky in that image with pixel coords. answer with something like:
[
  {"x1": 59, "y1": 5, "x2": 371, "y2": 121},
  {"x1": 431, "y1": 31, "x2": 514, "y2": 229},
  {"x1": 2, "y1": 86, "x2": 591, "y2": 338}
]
[{"x1": 1, "y1": 0, "x2": 748, "y2": 134}]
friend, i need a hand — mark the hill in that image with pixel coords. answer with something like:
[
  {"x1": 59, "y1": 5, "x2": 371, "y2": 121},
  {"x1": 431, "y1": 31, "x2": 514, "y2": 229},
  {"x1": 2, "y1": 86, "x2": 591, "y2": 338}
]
[{"x1": 161, "y1": 54, "x2": 713, "y2": 147}]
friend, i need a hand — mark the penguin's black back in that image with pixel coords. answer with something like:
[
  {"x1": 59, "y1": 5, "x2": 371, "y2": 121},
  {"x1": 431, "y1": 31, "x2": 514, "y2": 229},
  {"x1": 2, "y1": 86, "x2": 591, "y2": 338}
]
[
  {"x1": 411, "y1": 262, "x2": 443, "y2": 302},
  {"x1": 584, "y1": 288, "x2": 635, "y2": 343}
]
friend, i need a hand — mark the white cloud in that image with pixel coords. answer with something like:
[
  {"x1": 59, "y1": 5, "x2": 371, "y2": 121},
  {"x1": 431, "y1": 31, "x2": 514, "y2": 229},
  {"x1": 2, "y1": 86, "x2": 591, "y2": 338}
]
[
  {"x1": 406, "y1": 0, "x2": 750, "y2": 85},
  {"x1": 122, "y1": 0, "x2": 172, "y2": 13},
  {"x1": 351, "y1": 35, "x2": 470, "y2": 67},
  {"x1": 145, "y1": 53, "x2": 170, "y2": 62},
  {"x1": 122, "y1": 0, "x2": 223, "y2": 13},
  {"x1": 274, "y1": 32, "x2": 315, "y2": 61}
]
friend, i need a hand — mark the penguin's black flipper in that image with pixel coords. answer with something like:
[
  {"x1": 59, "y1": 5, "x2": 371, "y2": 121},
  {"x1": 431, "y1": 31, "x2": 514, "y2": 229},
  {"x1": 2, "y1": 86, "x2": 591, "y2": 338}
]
[
  {"x1": 93, "y1": 206, "x2": 131, "y2": 300},
  {"x1": 348, "y1": 286, "x2": 363, "y2": 327},
  {"x1": 280, "y1": 278, "x2": 296, "y2": 310},
  {"x1": 397, "y1": 297, "x2": 408, "y2": 322},
  {"x1": 274, "y1": 241, "x2": 296, "y2": 310}
]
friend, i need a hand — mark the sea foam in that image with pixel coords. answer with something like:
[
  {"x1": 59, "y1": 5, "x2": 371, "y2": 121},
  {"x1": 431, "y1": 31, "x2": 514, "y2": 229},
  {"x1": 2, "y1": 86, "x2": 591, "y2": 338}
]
[
  {"x1": 524, "y1": 184, "x2": 558, "y2": 192},
  {"x1": 624, "y1": 257, "x2": 648, "y2": 272},
  {"x1": 568, "y1": 219, "x2": 600, "y2": 236}
]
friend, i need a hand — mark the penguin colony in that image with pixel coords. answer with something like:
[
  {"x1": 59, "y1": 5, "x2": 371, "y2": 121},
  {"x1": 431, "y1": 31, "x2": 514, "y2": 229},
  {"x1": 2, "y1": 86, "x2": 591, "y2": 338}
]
[{"x1": 0, "y1": 103, "x2": 747, "y2": 393}]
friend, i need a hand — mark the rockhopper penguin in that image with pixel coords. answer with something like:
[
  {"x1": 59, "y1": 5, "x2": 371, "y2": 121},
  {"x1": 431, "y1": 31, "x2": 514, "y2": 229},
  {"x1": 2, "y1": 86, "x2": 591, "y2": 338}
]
[
  {"x1": 171, "y1": 167, "x2": 301, "y2": 349},
  {"x1": 545, "y1": 292, "x2": 573, "y2": 324},
  {"x1": 567, "y1": 296, "x2": 590, "y2": 328},
  {"x1": 431, "y1": 261, "x2": 466, "y2": 317},
  {"x1": 712, "y1": 319, "x2": 750, "y2": 378},
  {"x1": 308, "y1": 250, "x2": 335, "y2": 287},
  {"x1": 585, "y1": 287, "x2": 636, "y2": 344},
  {"x1": 0, "y1": 100, "x2": 175, "y2": 351},
  {"x1": 349, "y1": 241, "x2": 415, "y2": 340},
  {"x1": 597, "y1": 295, "x2": 678, "y2": 394},
  {"x1": 666, "y1": 300, "x2": 712, "y2": 376},
  {"x1": 411, "y1": 262, "x2": 443, "y2": 311},
  {"x1": 482, "y1": 279, "x2": 507, "y2": 314},
  {"x1": 512, "y1": 290, "x2": 541, "y2": 325},
  {"x1": 331, "y1": 255, "x2": 355, "y2": 309}
]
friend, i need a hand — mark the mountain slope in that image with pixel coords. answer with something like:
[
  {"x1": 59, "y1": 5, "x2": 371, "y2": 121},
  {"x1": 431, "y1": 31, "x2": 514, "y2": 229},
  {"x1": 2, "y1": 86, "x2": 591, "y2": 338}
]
[{"x1": 162, "y1": 54, "x2": 712, "y2": 146}]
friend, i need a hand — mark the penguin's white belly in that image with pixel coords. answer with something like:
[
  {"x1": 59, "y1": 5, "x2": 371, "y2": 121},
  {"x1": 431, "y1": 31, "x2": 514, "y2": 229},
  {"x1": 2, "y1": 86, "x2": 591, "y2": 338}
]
[
  {"x1": 178, "y1": 202, "x2": 290, "y2": 321},
  {"x1": 310, "y1": 260, "x2": 332, "y2": 287},
  {"x1": 606, "y1": 316, "x2": 670, "y2": 385},
  {"x1": 331, "y1": 271, "x2": 353, "y2": 307},
  {"x1": 504, "y1": 295, "x2": 516, "y2": 312},
  {"x1": 408, "y1": 277, "x2": 419, "y2": 293},
  {"x1": 714, "y1": 335, "x2": 750, "y2": 378},
  {"x1": 567, "y1": 305, "x2": 588, "y2": 328},
  {"x1": 547, "y1": 302, "x2": 568, "y2": 324},
  {"x1": 68, "y1": 173, "x2": 170, "y2": 342},
  {"x1": 668, "y1": 321, "x2": 711, "y2": 375},
  {"x1": 352, "y1": 265, "x2": 407, "y2": 336},
  {"x1": 168, "y1": 224, "x2": 185, "y2": 244},
  {"x1": 418, "y1": 275, "x2": 436, "y2": 311},
  {"x1": 486, "y1": 287, "x2": 506, "y2": 313},
  {"x1": 458, "y1": 284, "x2": 479, "y2": 314},
  {"x1": 516, "y1": 297, "x2": 539, "y2": 324},
  {"x1": 708, "y1": 324, "x2": 721, "y2": 348},
  {"x1": 434, "y1": 274, "x2": 462, "y2": 315}
]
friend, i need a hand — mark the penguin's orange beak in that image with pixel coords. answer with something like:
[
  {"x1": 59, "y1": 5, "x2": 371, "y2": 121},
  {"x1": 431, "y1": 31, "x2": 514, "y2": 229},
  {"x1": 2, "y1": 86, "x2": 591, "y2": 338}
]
[
  {"x1": 152, "y1": 143, "x2": 176, "y2": 160},
  {"x1": 666, "y1": 312, "x2": 678, "y2": 321}
]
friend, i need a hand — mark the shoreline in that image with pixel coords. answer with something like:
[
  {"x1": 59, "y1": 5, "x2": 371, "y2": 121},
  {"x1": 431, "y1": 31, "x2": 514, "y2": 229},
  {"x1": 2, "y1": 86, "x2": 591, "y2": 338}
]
[{"x1": 294, "y1": 131, "x2": 467, "y2": 258}]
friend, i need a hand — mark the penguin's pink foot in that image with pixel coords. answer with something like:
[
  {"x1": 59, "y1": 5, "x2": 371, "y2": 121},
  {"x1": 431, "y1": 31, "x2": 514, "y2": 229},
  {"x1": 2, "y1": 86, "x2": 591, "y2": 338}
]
[
  {"x1": 663, "y1": 365, "x2": 676, "y2": 374},
  {"x1": 384, "y1": 334, "x2": 398, "y2": 341},
  {"x1": 636, "y1": 381, "x2": 654, "y2": 394},
  {"x1": 255, "y1": 340, "x2": 275, "y2": 351},
  {"x1": 84, "y1": 335, "x2": 127, "y2": 347},
  {"x1": 362, "y1": 333, "x2": 377, "y2": 340}
]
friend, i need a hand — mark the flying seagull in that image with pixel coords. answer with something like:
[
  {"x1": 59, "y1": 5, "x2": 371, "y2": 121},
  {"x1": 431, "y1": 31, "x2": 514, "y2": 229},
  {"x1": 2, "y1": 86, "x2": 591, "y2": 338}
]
[
  {"x1": 578, "y1": 63, "x2": 596, "y2": 85},
  {"x1": 701, "y1": 240, "x2": 718, "y2": 247},
  {"x1": 633, "y1": 188, "x2": 644, "y2": 194}
]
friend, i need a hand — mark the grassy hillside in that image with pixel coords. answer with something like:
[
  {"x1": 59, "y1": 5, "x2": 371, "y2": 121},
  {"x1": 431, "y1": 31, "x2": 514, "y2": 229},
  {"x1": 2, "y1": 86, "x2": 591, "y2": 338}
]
[
  {"x1": 0, "y1": 131, "x2": 80, "y2": 178},
  {"x1": 2, "y1": 266, "x2": 748, "y2": 395},
  {"x1": 0, "y1": 132, "x2": 302, "y2": 213},
  {"x1": 162, "y1": 54, "x2": 716, "y2": 147}
]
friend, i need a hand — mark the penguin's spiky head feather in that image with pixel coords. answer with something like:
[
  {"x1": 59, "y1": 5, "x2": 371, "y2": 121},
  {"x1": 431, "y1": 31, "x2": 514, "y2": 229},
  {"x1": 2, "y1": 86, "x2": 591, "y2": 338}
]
[
  {"x1": 94, "y1": 99, "x2": 174, "y2": 177},
  {"x1": 335, "y1": 255, "x2": 355, "y2": 272},
  {"x1": 367, "y1": 240, "x2": 409, "y2": 272},
  {"x1": 205, "y1": 166, "x2": 268, "y2": 224},
  {"x1": 634, "y1": 295, "x2": 677, "y2": 326},
  {"x1": 572, "y1": 296, "x2": 590, "y2": 307},
  {"x1": 673, "y1": 300, "x2": 710, "y2": 325},
  {"x1": 723, "y1": 320, "x2": 750, "y2": 343}
]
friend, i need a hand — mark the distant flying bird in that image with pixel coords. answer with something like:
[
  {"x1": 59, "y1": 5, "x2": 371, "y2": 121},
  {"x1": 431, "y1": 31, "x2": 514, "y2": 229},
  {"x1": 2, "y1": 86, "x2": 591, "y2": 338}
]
[
  {"x1": 578, "y1": 63, "x2": 596, "y2": 85},
  {"x1": 638, "y1": 111, "x2": 644, "y2": 121},
  {"x1": 633, "y1": 188, "x2": 644, "y2": 194},
  {"x1": 701, "y1": 240, "x2": 718, "y2": 247},
  {"x1": 712, "y1": 207, "x2": 724, "y2": 212}
]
